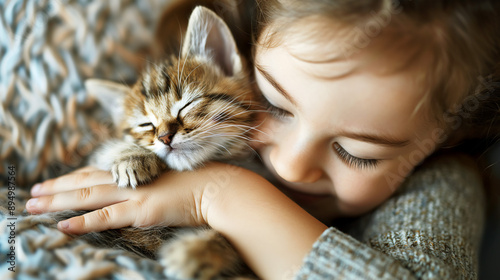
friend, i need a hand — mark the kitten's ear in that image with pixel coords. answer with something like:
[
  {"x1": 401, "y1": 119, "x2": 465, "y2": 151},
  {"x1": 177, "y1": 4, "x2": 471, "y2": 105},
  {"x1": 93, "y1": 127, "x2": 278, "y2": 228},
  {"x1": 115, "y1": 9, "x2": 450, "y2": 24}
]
[
  {"x1": 85, "y1": 79, "x2": 129, "y2": 126},
  {"x1": 181, "y1": 6, "x2": 243, "y2": 76}
]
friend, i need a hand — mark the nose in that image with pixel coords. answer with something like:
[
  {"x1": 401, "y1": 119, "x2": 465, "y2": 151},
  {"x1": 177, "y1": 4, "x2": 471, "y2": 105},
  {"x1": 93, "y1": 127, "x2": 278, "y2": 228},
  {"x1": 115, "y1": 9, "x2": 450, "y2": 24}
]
[
  {"x1": 158, "y1": 132, "x2": 176, "y2": 146},
  {"x1": 269, "y1": 133, "x2": 324, "y2": 184}
]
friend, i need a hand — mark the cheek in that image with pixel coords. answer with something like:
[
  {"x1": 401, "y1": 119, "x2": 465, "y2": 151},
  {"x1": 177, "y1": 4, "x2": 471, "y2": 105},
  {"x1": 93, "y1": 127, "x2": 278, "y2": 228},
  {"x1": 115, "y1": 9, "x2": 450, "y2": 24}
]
[
  {"x1": 131, "y1": 131, "x2": 156, "y2": 146},
  {"x1": 332, "y1": 147, "x2": 426, "y2": 216},
  {"x1": 332, "y1": 168, "x2": 399, "y2": 216}
]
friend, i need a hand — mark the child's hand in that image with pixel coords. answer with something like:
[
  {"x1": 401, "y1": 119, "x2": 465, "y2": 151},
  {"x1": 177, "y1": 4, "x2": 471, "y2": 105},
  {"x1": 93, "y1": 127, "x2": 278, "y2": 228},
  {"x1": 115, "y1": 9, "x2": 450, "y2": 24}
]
[
  {"x1": 26, "y1": 163, "x2": 235, "y2": 234},
  {"x1": 26, "y1": 163, "x2": 327, "y2": 279},
  {"x1": 27, "y1": 163, "x2": 327, "y2": 279}
]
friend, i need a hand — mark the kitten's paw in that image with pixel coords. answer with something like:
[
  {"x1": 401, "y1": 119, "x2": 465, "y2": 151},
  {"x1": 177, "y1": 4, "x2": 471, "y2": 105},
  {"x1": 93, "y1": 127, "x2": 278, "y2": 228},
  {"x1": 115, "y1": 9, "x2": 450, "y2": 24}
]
[
  {"x1": 111, "y1": 154, "x2": 166, "y2": 188},
  {"x1": 160, "y1": 228, "x2": 240, "y2": 280}
]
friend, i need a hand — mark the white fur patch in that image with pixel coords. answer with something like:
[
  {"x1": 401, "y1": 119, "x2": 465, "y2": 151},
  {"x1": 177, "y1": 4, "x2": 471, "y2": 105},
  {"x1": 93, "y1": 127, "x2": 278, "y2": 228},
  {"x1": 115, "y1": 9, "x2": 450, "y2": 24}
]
[
  {"x1": 170, "y1": 86, "x2": 203, "y2": 117},
  {"x1": 150, "y1": 136, "x2": 209, "y2": 171},
  {"x1": 128, "y1": 110, "x2": 151, "y2": 129},
  {"x1": 178, "y1": 98, "x2": 203, "y2": 119},
  {"x1": 131, "y1": 125, "x2": 154, "y2": 133}
]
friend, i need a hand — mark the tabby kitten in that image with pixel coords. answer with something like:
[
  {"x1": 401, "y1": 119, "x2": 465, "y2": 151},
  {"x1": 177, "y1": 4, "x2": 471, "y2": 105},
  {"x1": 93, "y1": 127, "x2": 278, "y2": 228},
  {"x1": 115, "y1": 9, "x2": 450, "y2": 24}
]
[
  {"x1": 56, "y1": 7, "x2": 257, "y2": 280},
  {"x1": 88, "y1": 11, "x2": 255, "y2": 189}
]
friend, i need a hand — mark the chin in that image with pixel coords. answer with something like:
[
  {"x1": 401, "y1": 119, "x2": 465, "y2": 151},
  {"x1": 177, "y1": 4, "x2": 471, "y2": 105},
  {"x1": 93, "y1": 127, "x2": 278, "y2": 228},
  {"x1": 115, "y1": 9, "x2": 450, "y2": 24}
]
[
  {"x1": 164, "y1": 151, "x2": 203, "y2": 171},
  {"x1": 152, "y1": 141, "x2": 207, "y2": 171},
  {"x1": 296, "y1": 195, "x2": 341, "y2": 224}
]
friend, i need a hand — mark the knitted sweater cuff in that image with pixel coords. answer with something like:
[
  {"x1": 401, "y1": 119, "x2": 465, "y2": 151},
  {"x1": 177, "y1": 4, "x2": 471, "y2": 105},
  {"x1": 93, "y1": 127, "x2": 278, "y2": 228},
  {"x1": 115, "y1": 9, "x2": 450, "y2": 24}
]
[{"x1": 295, "y1": 227, "x2": 414, "y2": 280}]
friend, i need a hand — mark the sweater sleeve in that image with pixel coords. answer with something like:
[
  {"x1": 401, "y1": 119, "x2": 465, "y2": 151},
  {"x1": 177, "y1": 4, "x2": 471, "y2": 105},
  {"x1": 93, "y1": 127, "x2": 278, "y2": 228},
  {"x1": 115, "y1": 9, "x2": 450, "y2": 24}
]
[{"x1": 295, "y1": 155, "x2": 486, "y2": 280}]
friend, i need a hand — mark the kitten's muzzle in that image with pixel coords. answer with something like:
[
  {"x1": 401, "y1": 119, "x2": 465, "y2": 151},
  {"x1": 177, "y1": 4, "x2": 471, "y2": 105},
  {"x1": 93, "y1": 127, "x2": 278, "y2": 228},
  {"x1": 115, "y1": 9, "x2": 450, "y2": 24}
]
[{"x1": 158, "y1": 132, "x2": 176, "y2": 147}]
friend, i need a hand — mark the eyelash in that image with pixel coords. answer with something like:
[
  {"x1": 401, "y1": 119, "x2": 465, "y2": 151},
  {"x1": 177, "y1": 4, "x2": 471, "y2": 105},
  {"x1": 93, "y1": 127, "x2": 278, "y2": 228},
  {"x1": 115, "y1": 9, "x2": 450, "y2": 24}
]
[
  {"x1": 263, "y1": 98, "x2": 292, "y2": 119},
  {"x1": 138, "y1": 123, "x2": 156, "y2": 133},
  {"x1": 333, "y1": 143, "x2": 379, "y2": 170}
]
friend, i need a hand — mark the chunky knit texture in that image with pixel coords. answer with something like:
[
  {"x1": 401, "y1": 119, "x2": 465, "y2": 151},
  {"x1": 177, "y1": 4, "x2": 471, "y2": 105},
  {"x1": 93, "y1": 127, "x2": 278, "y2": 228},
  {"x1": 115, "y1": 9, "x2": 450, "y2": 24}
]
[
  {"x1": 0, "y1": 189, "x2": 166, "y2": 279},
  {"x1": 0, "y1": 0, "x2": 168, "y2": 279},
  {"x1": 0, "y1": 0, "x2": 166, "y2": 186}
]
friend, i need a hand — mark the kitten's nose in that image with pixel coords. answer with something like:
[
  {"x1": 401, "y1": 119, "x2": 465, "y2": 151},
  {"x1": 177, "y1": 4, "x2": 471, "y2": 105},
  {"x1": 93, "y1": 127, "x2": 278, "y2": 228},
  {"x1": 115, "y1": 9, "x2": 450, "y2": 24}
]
[{"x1": 158, "y1": 132, "x2": 176, "y2": 146}]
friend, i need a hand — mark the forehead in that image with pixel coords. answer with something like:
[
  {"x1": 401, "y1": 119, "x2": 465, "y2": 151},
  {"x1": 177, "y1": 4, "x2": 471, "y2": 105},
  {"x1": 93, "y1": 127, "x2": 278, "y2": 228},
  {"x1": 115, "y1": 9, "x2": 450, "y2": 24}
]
[
  {"x1": 255, "y1": 41, "x2": 434, "y2": 138},
  {"x1": 262, "y1": 14, "x2": 431, "y2": 76}
]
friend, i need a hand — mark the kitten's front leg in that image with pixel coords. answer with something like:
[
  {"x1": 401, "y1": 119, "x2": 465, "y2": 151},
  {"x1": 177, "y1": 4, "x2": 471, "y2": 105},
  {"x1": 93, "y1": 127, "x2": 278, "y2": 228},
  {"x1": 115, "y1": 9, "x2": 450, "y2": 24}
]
[
  {"x1": 160, "y1": 227, "x2": 242, "y2": 280},
  {"x1": 91, "y1": 139, "x2": 167, "y2": 188}
]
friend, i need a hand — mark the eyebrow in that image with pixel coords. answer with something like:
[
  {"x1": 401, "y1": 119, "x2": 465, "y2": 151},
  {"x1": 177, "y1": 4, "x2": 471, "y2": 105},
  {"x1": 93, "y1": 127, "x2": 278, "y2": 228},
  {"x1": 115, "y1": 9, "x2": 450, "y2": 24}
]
[
  {"x1": 342, "y1": 131, "x2": 411, "y2": 147},
  {"x1": 255, "y1": 63, "x2": 298, "y2": 106},
  {"x1": 289, "y1": 50, "x2": 345, "y2": 64}
]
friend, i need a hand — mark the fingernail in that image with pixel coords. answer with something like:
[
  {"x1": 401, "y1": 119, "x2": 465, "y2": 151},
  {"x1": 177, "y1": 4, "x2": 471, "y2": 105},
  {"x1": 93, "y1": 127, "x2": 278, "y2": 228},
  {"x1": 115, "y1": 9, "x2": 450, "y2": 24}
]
[
  {"x1": 31, "y1": 183, "x2": 41, "y2": 195},
  {"x1": 27, "y1": 198, "x2": 39, "y2": 208},
  {"x1": 58, "y1": 220, "x2": 70, "y2": 229}
]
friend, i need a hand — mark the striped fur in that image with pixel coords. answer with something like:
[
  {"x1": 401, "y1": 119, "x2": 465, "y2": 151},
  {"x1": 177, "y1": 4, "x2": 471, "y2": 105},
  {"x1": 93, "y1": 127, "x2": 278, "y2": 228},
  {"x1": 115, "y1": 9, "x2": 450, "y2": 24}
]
[
  {"x1": 57, "y1": 7, "x2": 258, "y2": 280},
  {"x1": 121, "y1": 55, "x2": 255, "y2": 173},
  {"x1": 89, "y1": 6, "x2": 257, "y2": 189}
]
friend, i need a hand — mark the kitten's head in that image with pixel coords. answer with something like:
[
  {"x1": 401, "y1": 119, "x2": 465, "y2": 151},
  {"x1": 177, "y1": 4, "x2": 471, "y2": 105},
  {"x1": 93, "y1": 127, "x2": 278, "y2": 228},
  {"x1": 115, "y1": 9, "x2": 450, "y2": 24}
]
[{"x1": 86, "y1": 7, "x2": 257, "y2": 171}]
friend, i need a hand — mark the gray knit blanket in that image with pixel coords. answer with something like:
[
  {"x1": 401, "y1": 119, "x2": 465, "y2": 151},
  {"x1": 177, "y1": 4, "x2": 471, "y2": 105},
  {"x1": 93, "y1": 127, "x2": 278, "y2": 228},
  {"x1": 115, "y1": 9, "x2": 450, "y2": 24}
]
[{"x1": 0, "y1": 0, "x2": 172, "y2": 278}]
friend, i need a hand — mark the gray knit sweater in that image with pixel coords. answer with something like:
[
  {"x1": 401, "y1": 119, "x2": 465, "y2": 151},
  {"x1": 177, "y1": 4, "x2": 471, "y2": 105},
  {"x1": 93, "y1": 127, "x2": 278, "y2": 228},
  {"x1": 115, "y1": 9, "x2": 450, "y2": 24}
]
[{"x1": 295, "y1": 155, "x2": 485, "y2": 280}]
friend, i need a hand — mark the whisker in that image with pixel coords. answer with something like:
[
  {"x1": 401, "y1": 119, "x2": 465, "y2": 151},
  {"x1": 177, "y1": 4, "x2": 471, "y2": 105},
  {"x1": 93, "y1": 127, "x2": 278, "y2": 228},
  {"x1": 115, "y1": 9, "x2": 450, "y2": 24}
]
[
  {"x1": 177, "y1": 25, "x2": 185, "y2": 87},
  {"x1": 193, "y1": 124, "x2": 253, "y2": 138},
  {"x1": 205, "y1": 141, "x2": 231, "y2": 155},
  {"x1": 193, "y1": 122, "x2": 264, "y2": 140},
  {"x1": 198, "y1": 122, "x2": 266, "y2": 135}
]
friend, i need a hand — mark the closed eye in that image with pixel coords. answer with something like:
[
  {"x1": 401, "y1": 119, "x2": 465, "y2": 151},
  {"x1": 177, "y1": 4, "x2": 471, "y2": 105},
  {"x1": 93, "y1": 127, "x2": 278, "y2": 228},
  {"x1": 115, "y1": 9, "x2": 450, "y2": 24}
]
[
  {"x1": 139, "y1": 123, "x2": 154, "y2": 127},
  {"x1": 262, "y1": 96, "x2": 293, "y2": 119},
  {"x1": 333, "y1": 143, "x2": 380, "y2": 170},
  {"x1": 267, "y1": 103, "x2": 292, "y2": 119}
]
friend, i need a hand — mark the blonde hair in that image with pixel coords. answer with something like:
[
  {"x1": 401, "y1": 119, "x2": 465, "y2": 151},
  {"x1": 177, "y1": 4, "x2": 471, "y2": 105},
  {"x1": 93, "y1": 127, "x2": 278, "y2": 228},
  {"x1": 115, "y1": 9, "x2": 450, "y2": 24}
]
[{"x1": 254, "y1": 0, "x2": 500, "y2": 141}]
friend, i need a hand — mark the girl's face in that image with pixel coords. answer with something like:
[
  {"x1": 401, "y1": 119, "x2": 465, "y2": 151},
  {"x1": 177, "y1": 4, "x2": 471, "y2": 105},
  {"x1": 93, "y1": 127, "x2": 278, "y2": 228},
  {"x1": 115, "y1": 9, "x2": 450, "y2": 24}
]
[{"x1": 253, "y1": 28, "x2": 441, "y2": 221}]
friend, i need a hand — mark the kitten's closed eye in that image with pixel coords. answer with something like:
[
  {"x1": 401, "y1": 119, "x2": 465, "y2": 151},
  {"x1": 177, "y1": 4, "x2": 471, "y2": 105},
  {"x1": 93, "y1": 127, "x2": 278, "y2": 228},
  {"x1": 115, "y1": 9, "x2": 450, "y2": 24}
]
[{"x1": 139, "y1": 123, "x2": 154, "y2": 127}]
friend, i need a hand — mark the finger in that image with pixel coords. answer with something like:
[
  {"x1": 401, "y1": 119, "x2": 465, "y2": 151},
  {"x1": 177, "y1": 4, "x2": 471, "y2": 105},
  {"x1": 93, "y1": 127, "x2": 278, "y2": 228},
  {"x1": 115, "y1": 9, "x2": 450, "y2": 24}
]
[
  {"x1": 26, "y1": 184, "x2": 129, "y2": 214},
  {"x1": 57, "y1": 200, "x2": 138, "y2": 235},
  {"x1": 70, "y1": 166, "x2": 100, "y2": 174},
  {"x1": 31, "y1": 168, "x2": 114, "y2": 197}
]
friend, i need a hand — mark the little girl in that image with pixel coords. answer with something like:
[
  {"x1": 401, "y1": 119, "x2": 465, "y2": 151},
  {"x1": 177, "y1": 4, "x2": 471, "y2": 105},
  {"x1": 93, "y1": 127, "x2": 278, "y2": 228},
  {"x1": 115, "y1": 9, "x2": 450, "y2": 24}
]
[{"x1": 26, "y1": 0, "x2": 499, "y2": 279}]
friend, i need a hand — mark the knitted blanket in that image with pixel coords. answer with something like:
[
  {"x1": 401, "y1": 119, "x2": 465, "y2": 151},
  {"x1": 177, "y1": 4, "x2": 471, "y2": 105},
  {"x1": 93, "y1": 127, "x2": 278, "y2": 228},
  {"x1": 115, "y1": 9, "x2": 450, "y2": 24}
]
[{"x1": 0, "y1": 0, "x2": 172, "y2": 278}]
